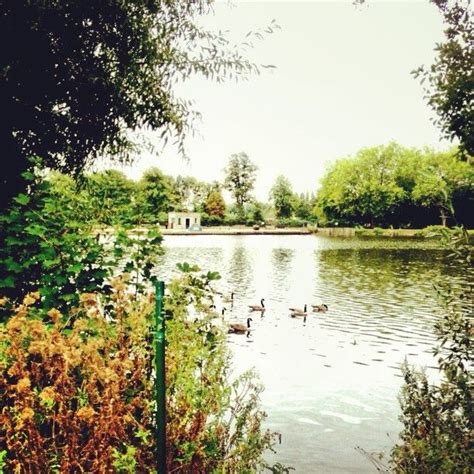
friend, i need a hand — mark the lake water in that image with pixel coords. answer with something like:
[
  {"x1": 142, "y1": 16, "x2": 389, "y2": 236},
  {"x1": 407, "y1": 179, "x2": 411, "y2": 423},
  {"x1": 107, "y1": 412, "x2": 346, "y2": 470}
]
[{"x1": 156, "y1": 234, "x2": 461, "y2": 473}]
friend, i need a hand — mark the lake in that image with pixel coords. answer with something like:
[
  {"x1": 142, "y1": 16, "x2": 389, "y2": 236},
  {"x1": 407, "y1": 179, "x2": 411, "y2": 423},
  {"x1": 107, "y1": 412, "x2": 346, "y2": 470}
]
[{"x1": 156, "y1": 234, "x2": 461, "y2": 473}]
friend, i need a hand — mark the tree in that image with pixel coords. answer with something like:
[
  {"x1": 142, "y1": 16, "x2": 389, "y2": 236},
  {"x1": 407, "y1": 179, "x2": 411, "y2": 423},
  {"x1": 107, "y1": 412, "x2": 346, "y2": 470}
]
[
  {"x1": 137, "y1": 168, "x2": 177, "y2": 223},
  {"x1": 316, "y1": 143, "x2": 408, "y2": 226},
  {"x1": 0, "y1": 1, "x2": 268, "y2": 211},
  {"x1": 413, "y1": 0, "x2": 473, "y2": 158},
  {"x1": 245, "y1": 201, "x2": 266, "y2": 225},
  {"x1": 205, "y1": 189, "x2": 226, "y2": 219},
  {"x1": 85, "y1": 170, "x2": 136, "y2": 225},
  {"x1": 411, "y1": 149, "x2": 474, "y2": 226},
  {"x1": 173, "y1": 176, "x2": 199, "y2": 211},
  {"x1": 0, "y1": 168, "x2": 161, "y2": 310},
  {"x1": 269, "y1": 176, "x2": 294, "y2": 219},
  {"x1": 294, "y1": 193, "x2": 315, "y2": 221},
  {"x1": 224, "y1": 153, "x2": 258, "y2": 217}
]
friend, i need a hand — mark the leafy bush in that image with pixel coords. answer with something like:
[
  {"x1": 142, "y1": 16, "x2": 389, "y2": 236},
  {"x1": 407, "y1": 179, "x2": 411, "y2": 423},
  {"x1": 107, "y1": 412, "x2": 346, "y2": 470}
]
[
  {"x1": 0, "y1": 168, "x2": 162, "y2": 315},
  {"x1": 201, "y1": 212, "x2": 224, "y2": 226},
  {"x1": 0, "y1": 279, "x2": 156, "y2": 472},
  {"x1": 275, "y1": 217, "x2": 308, "y2": 228},
  {"x1": 416, "y1": 224, "x2": 454, "y2": 238},
  {"x1": 389, "y1": 228, "x2": 473, "y2": 472},
  {"x1": 0, "y1": 270, "x2": 279, "y2": 472}
]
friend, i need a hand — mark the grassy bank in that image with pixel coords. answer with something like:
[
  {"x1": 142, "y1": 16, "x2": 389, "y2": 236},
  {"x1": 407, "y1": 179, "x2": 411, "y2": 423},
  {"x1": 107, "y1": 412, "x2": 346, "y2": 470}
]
[{"x1": 312, "y1": 226, "x2": 474, "y2": 238}]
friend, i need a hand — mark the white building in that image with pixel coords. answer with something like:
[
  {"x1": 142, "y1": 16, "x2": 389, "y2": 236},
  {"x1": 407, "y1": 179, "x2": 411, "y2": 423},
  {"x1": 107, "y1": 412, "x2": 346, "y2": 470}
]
[{"x1": 168, "y1": 212, "x2": 201, "y2": 230}]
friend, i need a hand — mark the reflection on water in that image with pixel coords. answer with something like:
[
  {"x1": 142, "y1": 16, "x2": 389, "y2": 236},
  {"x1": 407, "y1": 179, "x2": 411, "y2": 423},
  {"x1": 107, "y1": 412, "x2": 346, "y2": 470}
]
[
  {"x1": 156, "y1": 235, "x2": 465, "y2": 473},
  {"x1": 228, "y1": 244, "x2": 253, "y2": 298}
]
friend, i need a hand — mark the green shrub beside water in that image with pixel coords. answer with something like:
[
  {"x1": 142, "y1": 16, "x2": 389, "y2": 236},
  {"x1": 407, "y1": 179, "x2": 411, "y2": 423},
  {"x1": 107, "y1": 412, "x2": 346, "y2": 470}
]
[{"x1": 389, "y1": 228, "x2": 473, "y2": 473}]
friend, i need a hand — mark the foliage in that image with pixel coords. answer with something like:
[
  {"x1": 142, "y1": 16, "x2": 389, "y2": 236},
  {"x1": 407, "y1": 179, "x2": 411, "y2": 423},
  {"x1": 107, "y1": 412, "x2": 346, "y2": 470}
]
[
  {"x1": 0, "y1": 0, "x2": 272, "y2": 211},
  {"x1": 173, "y1": 176, "x2": 200, "y2": 212},
  {"x1": 204, "y1": 189, "x2": 227, "y2": 219},
  {"x1": 293, "y1": 193, "x2": 316, "y2": 221},
  {"x1": 137, "y1": 167, "x2": 178, "y2": 223},
  {"x1": 275, "y1": 217, "x2": 309, "y2": 228},
  {"x1": 246, "y1": 201, "x2": 266, "y2": 226},
  {"x1": 315, "y1": 143, "x2": 473, "y2": 228},
  {"x1": 0, "y1": 278, "x2": 157, "y2": 472},
  {"x1": 224, "y1": 152, "x2": 258, "y2": 216},
  {"x1": 410, "y1": 149, "x2": 474, "y2": 226},
  {"x1": 164, "y1": 268, "x2": 278, "y2": 472},
  {"x1": 317, "y1": 143, "x2": 408, "y2": 226},
  {"x1": 85, "y1": 170, "x2": 136, "y2": 225},
  {"x1": 390, "y1": 227, "x2": 473, "y2": 472},
  {"x1": 0, "y1": 167, "x2": 162, "y2": 314},
  {"x1": 269, "y1": 176, "x2": 294, "y2": 219},
  {"x1": 0, "y1": 270, "x2": 280, "y2": 472},
  {"x1": 413, "y1": 0, "x2": 474, "y2": 158}
]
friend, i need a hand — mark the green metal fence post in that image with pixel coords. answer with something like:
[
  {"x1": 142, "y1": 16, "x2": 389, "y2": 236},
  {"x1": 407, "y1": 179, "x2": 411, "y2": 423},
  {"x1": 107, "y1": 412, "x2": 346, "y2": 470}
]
[{"x1": 154, "y1": 280, "x2": 166, "y2": 473}]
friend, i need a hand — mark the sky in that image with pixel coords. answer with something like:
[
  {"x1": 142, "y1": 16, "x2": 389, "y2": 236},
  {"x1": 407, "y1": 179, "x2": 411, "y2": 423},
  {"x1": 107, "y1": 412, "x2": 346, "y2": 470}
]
[{"x1": 102, "y1": 0, "x2": 450, "y2": 202}]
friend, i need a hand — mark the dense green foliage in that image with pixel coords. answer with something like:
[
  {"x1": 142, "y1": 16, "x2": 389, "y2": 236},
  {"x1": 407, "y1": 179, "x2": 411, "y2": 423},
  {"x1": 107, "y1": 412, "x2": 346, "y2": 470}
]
[
  {"x1": 26, "y1": 142, "x2": 472, "y2": 231},
  {"x1": 0, "y1": 0, "x2": 268, "y2": 211},
  {"x1": 0, "y1": 166, "x2": 162, "y2": 313},
  {"x1": 315, "y1": 144, "x2": 473, "y2": 228},
  {"x1": 270, "y1": 176, "x2": 294, "y2": 219},
  {"x1": 389, "y1": 228, "x2": 473, "y2": 472},
  {"x1": 224, "y1": 152, "x2": 258, "y2": 217},
  {"x1": 413, "y1": 0, "x2": 473, "y2": 158}
]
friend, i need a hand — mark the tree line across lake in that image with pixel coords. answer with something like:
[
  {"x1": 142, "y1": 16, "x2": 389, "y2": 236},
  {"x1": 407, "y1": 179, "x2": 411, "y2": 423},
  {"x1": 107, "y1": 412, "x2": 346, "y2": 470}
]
[{"x1": 47, "y1": 143, "x2": 473, "y2": 229}]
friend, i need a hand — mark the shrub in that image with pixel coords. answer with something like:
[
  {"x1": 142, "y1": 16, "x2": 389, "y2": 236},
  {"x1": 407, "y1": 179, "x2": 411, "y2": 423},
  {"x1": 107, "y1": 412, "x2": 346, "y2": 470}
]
[
  {"x1": 275, "y1": 217, "x2": 308, "y2": 228},
  {"x1": 416, "y1": 224, "x2": 454, "y2": 238},
  {"x1": 0, "y1": 279, "x2": 156, "y2": 472},
  {"x1": 201, "y1": 212, "x2": 224, "y2": 226},
  {"x1": 0, "y1": 270, "x2": 279, "y2": 472},
  {"x1": 0, "y1": 168, "x2": 162, "y2": 315},
  {"x1": 389, "y1": 228, "x2": 473, "y2": 472}
]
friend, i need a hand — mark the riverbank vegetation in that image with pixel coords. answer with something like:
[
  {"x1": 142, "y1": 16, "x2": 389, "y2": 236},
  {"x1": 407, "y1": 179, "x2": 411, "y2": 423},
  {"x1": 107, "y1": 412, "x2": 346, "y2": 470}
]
[
  {"x1": 0, "y1": 270, "x2": 279, "y2": 472},
  {"x1": 27, "y1": 143, "x2": 472, "y2": 232},
  {"x1": 315, "y1": 144, "x2": 473, "y2": 229},
  {"x1": 389, "y1": 228, "x2": 473, "y2": 472},
  {"x1": 0, "y1": 1, "x2": 285, "y2": 470},
  {"x1": 1, "y1": 0, "x2": 472, "y2": 471}
]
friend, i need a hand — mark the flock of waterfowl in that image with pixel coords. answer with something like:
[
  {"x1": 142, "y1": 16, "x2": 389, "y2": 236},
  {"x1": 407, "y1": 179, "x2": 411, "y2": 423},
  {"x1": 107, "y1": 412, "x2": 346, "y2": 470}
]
[{"x1": 213, "y1": 293, "x2": 328, "y2": 335}]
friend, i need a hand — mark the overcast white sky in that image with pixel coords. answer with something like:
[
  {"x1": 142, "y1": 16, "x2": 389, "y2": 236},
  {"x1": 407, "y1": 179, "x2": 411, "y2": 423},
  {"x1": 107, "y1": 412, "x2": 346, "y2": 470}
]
[{"x1": 108, "y1": 0, "x2": 451, "y2": 201}]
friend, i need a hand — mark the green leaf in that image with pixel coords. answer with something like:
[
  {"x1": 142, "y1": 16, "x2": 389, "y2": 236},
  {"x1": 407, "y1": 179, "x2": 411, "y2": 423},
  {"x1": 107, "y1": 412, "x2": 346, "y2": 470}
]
[
  {"x1": 67, "y1": 263, "x2": 84, "y2": 273},
  {"x1": 177, "y1": 262, "x2": 200, "y2": 273},
  {"x1": 21, "y1": 171, "x2": 35, "y2": 181},
  {"x1": 25, "y1": 224, "x2": 47, "y2": 237},
  {"x1": 205, "y1": 271, "x2": 221, "y2": 281},
  {"x1": 4, "y1": 258, "x2": 22, "y2": 273},
  {"x1": 14, "y1": 193, "x2": 30, "y2": 205},
  {"x1": 0, "y1": 276, "x2": 15, "y2": 288},
  {"x1": 43, "y1": 259, "x2": 60, "y2": 268}
]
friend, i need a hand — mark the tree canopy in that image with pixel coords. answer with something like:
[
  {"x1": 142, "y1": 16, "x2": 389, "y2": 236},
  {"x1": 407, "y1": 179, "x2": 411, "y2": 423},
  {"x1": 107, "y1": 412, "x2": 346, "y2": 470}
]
[
  {"x1": 413, "y1": 0, "x2": 473, "y2": 157},
  {"x1": 270, "y1": 176, "x2": 294, "y2": 219},
  {"x1": 315, "y1": 143, "x2": 473, "y2": 227},
  {"x1": 0, "y1": 0, "x2": 267, "y2": 210},
  {"x1": 224, "y1": 152, "x2": 258, "y2": 216}
]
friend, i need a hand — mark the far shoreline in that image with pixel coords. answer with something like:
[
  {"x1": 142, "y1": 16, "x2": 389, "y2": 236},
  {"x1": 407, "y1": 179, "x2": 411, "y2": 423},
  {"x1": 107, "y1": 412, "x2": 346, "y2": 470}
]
[{"x1": 94, "y1": 225, "x2": 473, "y2": 238}]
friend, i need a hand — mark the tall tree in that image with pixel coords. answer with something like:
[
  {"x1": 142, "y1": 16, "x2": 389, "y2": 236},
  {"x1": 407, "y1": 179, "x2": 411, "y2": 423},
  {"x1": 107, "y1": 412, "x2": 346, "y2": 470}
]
[
  {"x1": 138, "y1": 168, "x2": 176, "y2": 222},
  {"x1": 85, "y1": 170, "x2": 136, "y2": 225},
  {"x1": 0, "y1": 1, "x2": 267, "y2": 211},
  {"x1": 316, "y1": 143, "x2": 407, "y2": 226},
  {"x1": 269, "y1": 176, "x2": 294, "y2": 219},
  {"x1": 413, "y1": 0, "x2": 473, "y2": 157},
  {"x1": 204, "y1": 189, "x2": 226, "y2": 219},
  {"x1": 224, "y1": 152, "x2": 258, "y2": 216},
  {"x1": 294, "y1": 193, "x2": 314, "y2": 221},
  {"x1": 411, "y1": 149, "x2": 474, "y2": 226}
]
